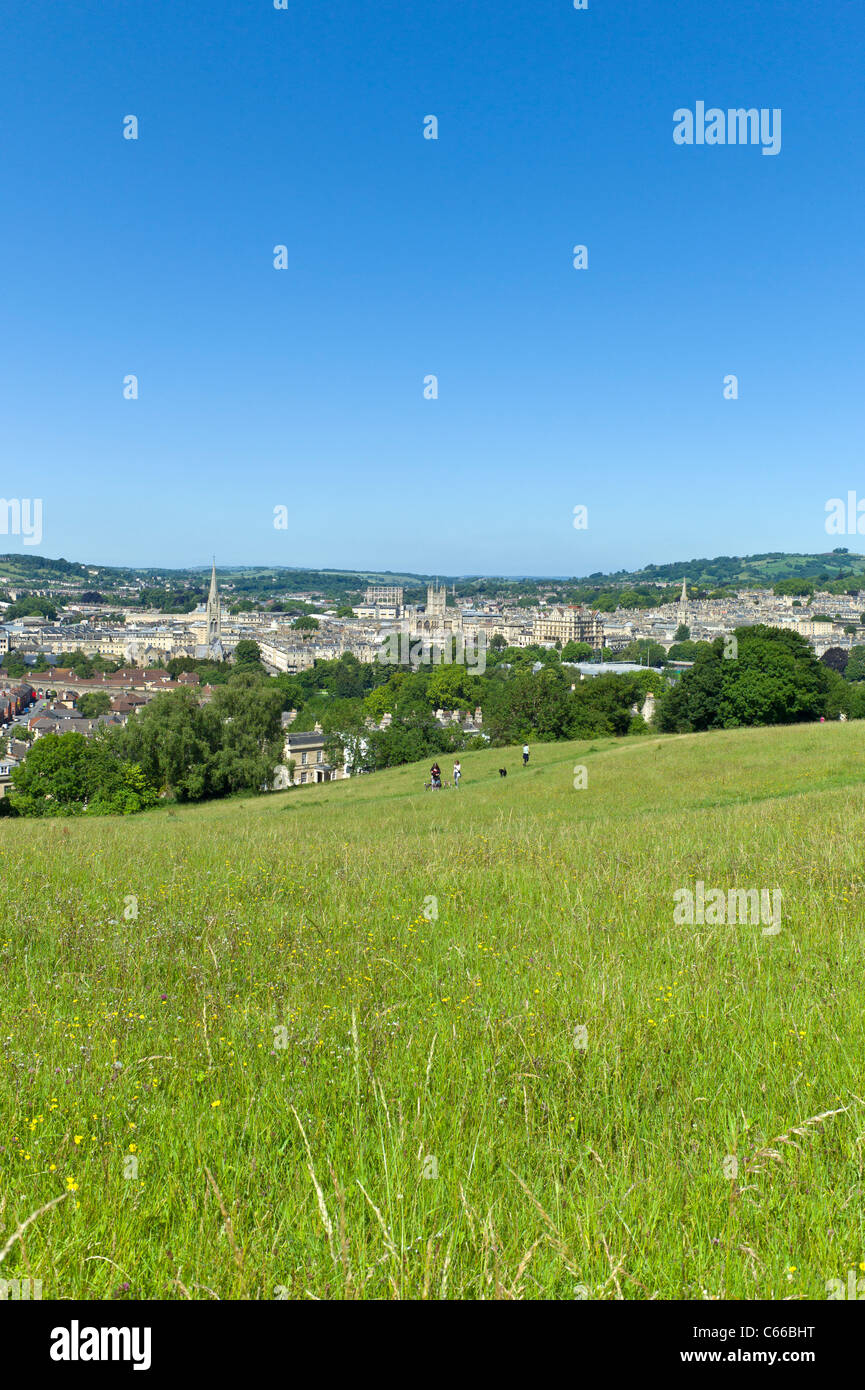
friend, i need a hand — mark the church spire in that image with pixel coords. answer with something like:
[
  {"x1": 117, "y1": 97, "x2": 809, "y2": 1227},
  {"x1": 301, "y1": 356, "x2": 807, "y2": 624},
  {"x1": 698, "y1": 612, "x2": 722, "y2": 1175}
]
[{"x1": 206, "y1": 559, "x2": 221, "y2": 646}]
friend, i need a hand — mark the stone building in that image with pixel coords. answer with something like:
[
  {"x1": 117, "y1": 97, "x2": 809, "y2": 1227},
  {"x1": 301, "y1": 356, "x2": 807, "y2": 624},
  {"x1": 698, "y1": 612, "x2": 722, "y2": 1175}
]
[
  {"x1": 193, "y1": 561, "x2": 225, "y2": 660},
  {"x1": 355, "y1": 585, "x2": 405, "y2": 620},
  {"x1": 412, "y1": 582, "x2": 462, "y2": 634},
  {"x1": 274, "y1": 728, "x2": 348, "y2": 787},
  {"x1": 532, "y1": 605, "x2": 604, "y2": 647}
]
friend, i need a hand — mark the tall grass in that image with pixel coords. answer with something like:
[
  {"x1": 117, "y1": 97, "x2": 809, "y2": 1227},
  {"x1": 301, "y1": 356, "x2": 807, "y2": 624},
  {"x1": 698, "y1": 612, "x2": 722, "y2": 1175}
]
[{"x1": 2, "y1": 723, "x2": 864, "y2": 1299}]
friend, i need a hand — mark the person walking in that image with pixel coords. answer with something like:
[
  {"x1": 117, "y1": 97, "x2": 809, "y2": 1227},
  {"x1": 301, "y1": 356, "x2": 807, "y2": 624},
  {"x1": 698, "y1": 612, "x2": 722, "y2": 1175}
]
[
  {"x1": 453, "y1": 759, "x2": 461, "y2": 788},
  {"x1": 430, "y1": 761, "x2": 442, "y2": 789},
  {"x1": 522, "y1": 744, "x2": 530, "y2": 766}
]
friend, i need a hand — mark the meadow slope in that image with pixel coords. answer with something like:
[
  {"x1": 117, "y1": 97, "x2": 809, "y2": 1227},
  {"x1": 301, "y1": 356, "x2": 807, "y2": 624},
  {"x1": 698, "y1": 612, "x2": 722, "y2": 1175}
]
[{"x1": 2, "y1": 723, "x2": 865, "y2": 1300}]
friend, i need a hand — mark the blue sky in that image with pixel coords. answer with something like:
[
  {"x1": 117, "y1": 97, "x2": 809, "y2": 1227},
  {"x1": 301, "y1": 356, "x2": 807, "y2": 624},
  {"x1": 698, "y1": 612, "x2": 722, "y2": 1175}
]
[{"x1": 0, "y1": 0, "x2": 862, "y2": 575}]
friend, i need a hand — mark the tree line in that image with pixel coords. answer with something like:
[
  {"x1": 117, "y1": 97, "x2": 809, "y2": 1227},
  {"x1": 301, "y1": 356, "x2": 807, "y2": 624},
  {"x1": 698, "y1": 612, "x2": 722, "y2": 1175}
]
[{"x1": 4, "y1": 627, "x2": 863, "y2": 816}]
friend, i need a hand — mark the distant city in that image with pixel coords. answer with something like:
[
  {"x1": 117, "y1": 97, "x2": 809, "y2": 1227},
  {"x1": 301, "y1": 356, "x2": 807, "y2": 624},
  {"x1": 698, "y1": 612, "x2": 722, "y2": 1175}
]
[{"x1": 2, "y1": 554, "x2": 862, "y2": 679}]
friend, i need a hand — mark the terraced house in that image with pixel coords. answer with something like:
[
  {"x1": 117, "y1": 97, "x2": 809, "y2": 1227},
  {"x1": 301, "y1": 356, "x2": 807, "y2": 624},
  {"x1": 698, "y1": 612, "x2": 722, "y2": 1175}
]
[{"x1": 0, "y1": 681, "x2": 34, "y2": 724}]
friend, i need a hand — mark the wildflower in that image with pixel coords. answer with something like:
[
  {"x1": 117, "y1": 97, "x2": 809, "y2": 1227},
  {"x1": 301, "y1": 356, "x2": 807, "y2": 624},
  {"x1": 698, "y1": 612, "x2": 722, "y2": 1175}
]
[{"x1": 65, "y1": 1177, "x2": 78, "y2": 1192}]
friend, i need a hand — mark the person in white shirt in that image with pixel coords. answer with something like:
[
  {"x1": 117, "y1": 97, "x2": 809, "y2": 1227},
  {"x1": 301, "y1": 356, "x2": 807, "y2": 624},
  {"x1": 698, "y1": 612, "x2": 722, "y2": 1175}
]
[
  {"x1": 453, "y1": 760, "x2": 461, "y2": 788},
  {"x1": 522, "y1": 744, "x2": 530, "y2": 766}
]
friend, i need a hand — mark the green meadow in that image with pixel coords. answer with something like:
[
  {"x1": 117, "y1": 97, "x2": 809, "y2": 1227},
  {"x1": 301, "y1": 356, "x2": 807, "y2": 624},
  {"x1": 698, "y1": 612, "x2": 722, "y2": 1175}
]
[{"x1": 2, "y1": 723, "x2": 864, "y2": 1300}]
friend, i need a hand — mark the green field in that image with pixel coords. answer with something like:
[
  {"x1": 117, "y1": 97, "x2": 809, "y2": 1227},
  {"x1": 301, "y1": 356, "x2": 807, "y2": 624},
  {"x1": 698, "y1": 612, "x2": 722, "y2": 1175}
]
[{"x1": 2, "y1": 724, "x2": 864, "y2": 1300}]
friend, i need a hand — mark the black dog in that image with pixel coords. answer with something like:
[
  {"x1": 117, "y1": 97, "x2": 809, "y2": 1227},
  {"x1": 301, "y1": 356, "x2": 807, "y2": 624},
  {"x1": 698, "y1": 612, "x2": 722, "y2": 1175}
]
[{"x1": 499, "y1": 768, "x2": 507, "y2": 778}]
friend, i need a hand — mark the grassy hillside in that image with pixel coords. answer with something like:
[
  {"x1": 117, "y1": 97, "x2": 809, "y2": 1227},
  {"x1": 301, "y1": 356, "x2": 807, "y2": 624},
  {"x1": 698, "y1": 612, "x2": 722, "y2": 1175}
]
[
  {"x1": 2, "y1": 725, "x2": 864, "y2": 1300},
  {"x1": 585, "y1": 550, "x2": 865, "y2": 589}
]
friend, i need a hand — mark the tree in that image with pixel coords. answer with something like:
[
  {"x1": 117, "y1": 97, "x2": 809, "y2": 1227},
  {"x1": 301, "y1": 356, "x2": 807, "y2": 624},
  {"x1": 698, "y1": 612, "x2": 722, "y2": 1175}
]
[
  {"x1": 84, "y1": 739, "x2": 160, "y2": 815},
  {"x1": 138, "y1": 586, "x2": 202, "y2": 613},
  {"x1": 318, "y1": 653, "x2": 368, "y2": 699},
  {"x1": 363, "y1": 680, "x2": 399, "y2": 722},
  {"x1": 561, "y1": 640, "x2": 593, "y2": 661},
  {"x1": 1, "y1": 651, "x2": 28, "y2": 678},
  {"x1": 483, "y1": 666, "x2": 572, "y2": 743},
  {"x1": 291, "y1": 616, "x2": 319, "y2": 634},
  {"x1": 9, "y1": 731, "x2": 158, "y2": 816},
  {"x1": 323, "y1": 713, "x2": 366, "y2": 775},
  {"x1": 655, "y1": 646, "x2": 724, "y2": 733},
  {"x1": 674, "y1": 623, "x2": 690, "y2": 642},
  {"x1": 5, "y1": 596, "x2": 58, "y2": 621},
  {"x1": 233, "y1": 639, "x2": 264, "y2": 672},
  {"x1": 56, "y1": 649, "x2": 96, "y2": 677},
  {"x1": 620, "y1": 640, "x2": 666, "y2": 667},
  {"x1": 208, "y1": 679, "x2": 284, "y2": 794},
  {"x1": 656, "y1": 627, "x2": 837, "y2": 732},
  {"x1": 91, "y1": 654, "x2": 122, "y2": 673},
  {"x1": 568, "y1": 673, "x2": 651, "y2": 738},
  {"x1": 845, "y1": 646, "x2": 865, "y2": 682},
  {"x1": 426, "y1": 665, "x2": 482, "y2": 712},
  {"x1": 271, "y1": 674, "x2": 305, "y2": 711},
  {"x1": 111, "y1": 689, "x2": 222, "y2": 801},
  {"x1": 666, "y1": 640, "x2": 711, "y2": 662},
  {"x1": 164, "y1": 656, "x2": 230, "y2": 685},
  {"x1": 820, "y1": 647, "x2": 849, "y2": 675},
  {"x1": 77, "y1": 691, "x2": 112, "y2": 717},
  {"x1": 11, "y1": 733, "x2": 90, "y2": 814},
  {"x1": 821, "y1": 666, "x2": 857, "y2": 721},
  {"x1": 773, "y1": 579, "x2": 814, "y2": 597}
]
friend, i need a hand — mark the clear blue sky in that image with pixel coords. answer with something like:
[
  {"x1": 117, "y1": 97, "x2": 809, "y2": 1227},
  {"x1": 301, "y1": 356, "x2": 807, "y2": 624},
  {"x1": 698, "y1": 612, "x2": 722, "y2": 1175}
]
[{"x1": 0, "y1": 0, "x2": 862, "y2": 576}]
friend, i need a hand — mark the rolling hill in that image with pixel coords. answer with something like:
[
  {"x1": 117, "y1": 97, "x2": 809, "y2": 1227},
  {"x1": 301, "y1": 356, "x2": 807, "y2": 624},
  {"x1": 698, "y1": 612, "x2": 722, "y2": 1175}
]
[
  {"x1": 1, "y1": 723, "x2": 863, "y2": 1299},
  {"x1": 3, "y1": 548, "x2": 865, "y2": 595}
]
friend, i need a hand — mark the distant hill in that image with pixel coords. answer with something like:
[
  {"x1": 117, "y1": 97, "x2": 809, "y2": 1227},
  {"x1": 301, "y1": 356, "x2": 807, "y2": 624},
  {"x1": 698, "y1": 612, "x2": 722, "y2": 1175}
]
[
  {"x1": 576, "y1": 550, "x2": 865, "y2": 589},
  {"x1": 0, "y1": 555, "x2": 447, "y2": 586},
  {"x1": 3, "y1": 549, "x2": 865, "y2": 595}
]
